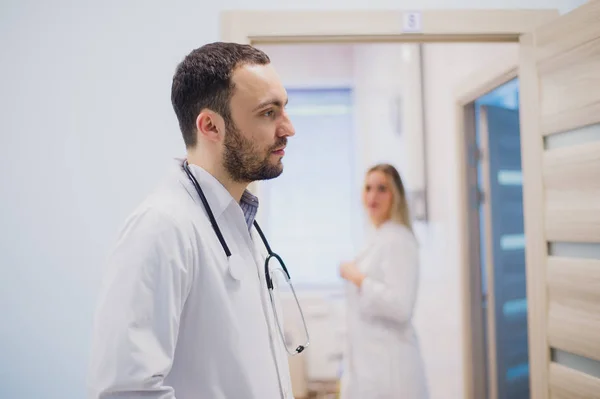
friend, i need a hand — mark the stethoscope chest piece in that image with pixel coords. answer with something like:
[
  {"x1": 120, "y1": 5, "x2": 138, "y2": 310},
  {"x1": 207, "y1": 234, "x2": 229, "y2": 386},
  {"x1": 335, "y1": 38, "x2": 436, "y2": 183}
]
[{"x1": 228, "y1": 254, "x2": 246, "y2": 281}]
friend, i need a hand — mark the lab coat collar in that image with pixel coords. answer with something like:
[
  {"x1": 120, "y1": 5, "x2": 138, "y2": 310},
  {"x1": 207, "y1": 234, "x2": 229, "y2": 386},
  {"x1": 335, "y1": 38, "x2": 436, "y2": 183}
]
[
  {"x1": 176, "y1": 158, "x2": 237, "y2": 222},
  {"x1": 366, "y1": 219, "x2": 397, "y2": 240},
  {"x1": 378, "y1": 219, "x2": 396, "y2": 230}
]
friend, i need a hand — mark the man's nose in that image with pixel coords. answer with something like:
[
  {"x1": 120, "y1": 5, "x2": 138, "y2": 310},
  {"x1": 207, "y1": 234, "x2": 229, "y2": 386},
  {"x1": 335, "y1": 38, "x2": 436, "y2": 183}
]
[{"x1": 278, "y1": 112, "x2": 295, "y2": 137}]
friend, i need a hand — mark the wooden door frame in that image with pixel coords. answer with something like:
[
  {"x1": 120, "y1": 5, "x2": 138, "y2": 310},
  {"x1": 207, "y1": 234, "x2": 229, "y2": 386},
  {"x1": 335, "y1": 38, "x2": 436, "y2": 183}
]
[
  {"x1": 478, "y1": 104, "x2": 498, "y2": 399},
  {"x1": 220, "y1": 9, "x2": 557, "y2": 399}
]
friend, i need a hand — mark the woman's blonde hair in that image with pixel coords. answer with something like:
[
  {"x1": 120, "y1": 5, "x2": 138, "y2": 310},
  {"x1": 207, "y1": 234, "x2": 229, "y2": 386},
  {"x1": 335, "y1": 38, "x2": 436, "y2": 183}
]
[{"x1": 366, "y1": 163, "x2": 413, "y2": 232}]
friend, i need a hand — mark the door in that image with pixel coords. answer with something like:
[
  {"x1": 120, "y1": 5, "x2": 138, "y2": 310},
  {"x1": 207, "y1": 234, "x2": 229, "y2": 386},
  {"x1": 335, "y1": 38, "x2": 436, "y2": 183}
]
[
  {"x1": 519, "y1": 1, "x2": 600, "y2": 398},
  {"x1": 479, "y1": 104, "x2": 529, "y2": 399}
]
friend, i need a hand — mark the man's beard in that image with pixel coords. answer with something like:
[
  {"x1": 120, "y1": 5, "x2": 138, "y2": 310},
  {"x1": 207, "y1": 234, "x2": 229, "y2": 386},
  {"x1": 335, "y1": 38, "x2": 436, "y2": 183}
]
[{"x1": 222, "y1": 120, "x2": 287, "y2": 183}]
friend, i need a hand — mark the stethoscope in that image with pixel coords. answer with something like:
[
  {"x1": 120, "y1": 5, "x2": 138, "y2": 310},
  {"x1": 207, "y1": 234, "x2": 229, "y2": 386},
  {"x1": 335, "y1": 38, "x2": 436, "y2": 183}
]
[{"x1": 182, "y1": 160, "x2": 310, "y2": 356}]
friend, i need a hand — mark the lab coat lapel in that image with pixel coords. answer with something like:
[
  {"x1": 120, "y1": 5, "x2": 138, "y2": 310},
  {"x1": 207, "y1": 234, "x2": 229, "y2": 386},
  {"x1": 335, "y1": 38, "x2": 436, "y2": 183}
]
[{"x1": 355, "y1": 223, "x2": 391, "y2": 274}]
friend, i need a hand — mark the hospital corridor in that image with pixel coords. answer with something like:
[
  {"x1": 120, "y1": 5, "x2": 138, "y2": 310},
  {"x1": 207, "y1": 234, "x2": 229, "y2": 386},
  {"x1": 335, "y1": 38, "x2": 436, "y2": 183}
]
[{"x1": 1, "y1": 1, "x2": 599, "y2": 399}]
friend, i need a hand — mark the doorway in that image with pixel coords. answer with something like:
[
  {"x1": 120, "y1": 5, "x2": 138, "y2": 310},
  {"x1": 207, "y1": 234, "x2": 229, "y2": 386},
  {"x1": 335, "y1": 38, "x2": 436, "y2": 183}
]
[
  {"x1": 468, "y1": 78, "x2": 529, "y2": 399},
  {"x1": 251, "y1": 40, "x2": 524, "y2": 399}
]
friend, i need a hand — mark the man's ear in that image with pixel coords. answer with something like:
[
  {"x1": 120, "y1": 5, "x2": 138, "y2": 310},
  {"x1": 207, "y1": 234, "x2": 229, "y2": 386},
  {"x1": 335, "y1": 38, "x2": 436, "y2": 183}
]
[{"x1": 195, "y1": 110, "x2": 223, "y2": 143}]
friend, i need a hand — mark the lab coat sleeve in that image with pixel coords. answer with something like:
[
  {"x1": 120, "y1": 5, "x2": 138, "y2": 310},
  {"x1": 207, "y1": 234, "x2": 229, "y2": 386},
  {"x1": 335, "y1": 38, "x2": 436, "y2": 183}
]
[
  {"x1": 87, "y1": 207, "x2": 192, "y2": 399},
  {"x1": 358, "y1": 233, "x2": 419, "y2": 325}
]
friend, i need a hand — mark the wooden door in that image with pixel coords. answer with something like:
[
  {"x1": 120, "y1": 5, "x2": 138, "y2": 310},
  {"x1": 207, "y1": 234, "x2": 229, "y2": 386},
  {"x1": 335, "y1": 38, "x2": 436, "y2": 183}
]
[{"x1": 519, "y1": 1, "x2": 600, "y2": 398}]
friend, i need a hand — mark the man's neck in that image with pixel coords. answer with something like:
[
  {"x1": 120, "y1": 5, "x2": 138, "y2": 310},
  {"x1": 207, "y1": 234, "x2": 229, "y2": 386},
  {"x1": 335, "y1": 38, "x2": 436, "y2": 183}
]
[{"x1": 186, "y1": 153, "x2": 248, "y2": 203}]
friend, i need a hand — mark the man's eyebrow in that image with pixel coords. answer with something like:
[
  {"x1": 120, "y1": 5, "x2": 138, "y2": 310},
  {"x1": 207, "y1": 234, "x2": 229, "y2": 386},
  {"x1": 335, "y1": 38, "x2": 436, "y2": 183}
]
[{"x1": 252, "y1": 98, "x2": 289, "y2": 112}]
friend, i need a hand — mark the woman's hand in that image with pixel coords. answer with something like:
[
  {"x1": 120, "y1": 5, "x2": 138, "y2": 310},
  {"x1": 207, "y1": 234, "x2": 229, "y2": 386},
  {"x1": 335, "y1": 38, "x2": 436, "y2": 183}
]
[{"x1": 339, "y1": 261, "x2": 366, "y2": 287}]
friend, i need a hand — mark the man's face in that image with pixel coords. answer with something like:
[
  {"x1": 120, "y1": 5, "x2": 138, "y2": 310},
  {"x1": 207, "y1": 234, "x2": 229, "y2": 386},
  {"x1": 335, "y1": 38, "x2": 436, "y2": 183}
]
[{"x1": 222, "y1": 63, "x2": 295, "y2": 183}]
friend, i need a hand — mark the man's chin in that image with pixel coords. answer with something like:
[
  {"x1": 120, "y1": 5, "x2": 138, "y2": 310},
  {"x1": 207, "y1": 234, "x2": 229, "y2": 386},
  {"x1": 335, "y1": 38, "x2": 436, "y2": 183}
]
[{"x1": 258, "y1": 163, "x2": 284, "y2": 181}]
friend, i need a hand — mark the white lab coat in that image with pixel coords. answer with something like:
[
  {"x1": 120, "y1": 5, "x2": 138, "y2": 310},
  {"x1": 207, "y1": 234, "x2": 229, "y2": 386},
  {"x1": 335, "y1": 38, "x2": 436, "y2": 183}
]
[
  {"x1": 340, "y1": 221, "x2": 428, "y2": 399},
  {"x1": 87, "y1": 160, "x2": 294, "y2": 399}
]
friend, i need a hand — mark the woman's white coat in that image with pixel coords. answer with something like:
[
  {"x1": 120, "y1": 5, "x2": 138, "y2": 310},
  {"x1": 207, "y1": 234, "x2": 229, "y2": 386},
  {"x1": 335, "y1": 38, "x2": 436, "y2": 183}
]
[{"x1": 341, "y1": 221, "x2": 428, "y2": 399}]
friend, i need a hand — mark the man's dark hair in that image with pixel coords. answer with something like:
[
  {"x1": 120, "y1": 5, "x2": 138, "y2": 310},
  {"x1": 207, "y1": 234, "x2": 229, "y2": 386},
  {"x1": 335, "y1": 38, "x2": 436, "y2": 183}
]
[{"x1": 171, "y1": 42, "x2": 270, "y2": 148}]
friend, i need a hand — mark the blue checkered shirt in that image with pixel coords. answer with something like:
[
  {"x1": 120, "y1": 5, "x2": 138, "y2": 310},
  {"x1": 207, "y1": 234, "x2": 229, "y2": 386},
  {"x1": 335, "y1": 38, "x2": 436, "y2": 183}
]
[{"x1": 239, "y1": 190, "x2": 259, "y2": 231}]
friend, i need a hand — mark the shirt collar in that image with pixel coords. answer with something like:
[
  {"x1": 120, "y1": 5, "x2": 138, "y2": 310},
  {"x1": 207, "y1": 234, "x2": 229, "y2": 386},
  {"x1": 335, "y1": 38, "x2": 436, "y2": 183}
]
[
  {"x1": 183, "y1": 162, "x2": 233, "y2": 222},
  {"x1": 179, "y1": 159, "x2": 259, "y2": 226}
]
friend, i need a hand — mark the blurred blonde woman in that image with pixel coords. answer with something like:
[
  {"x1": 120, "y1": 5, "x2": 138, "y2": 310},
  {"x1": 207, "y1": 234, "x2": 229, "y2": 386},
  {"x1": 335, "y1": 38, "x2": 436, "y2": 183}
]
[{"x1": 339, "y1": 163, "x2": 428, "y2": 399}]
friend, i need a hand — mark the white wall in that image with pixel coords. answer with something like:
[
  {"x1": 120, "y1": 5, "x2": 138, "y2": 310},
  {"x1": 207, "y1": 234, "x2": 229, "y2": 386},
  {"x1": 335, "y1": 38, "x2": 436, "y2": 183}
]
[
  {"x1": 420, "y1": 42, "x2": 520, "y2": 399},
  {"x1": 0, "y1": 1, "x2": 587, "y2": 399},
  {"x1": 266, "y1": 44, "x2": 355, "y2": 88},
  {"x1": 352, "y1": 43, "x2": 408, "y2": 174}
]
